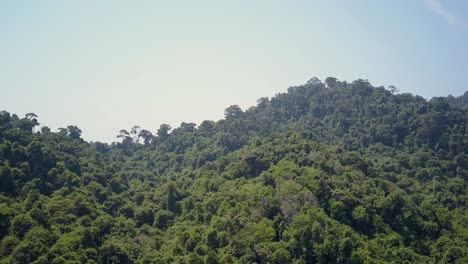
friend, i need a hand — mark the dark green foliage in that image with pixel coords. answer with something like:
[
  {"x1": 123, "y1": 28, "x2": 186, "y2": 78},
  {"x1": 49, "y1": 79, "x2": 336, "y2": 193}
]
[
  {"x1": 154, "y1": 210, "x2": 172, "y2": 230},
  {"x1": 0, "y1": 79, "x2": 467, "y2": 263},
  {"x1": 444, "y1": 91, "x2": 468, "y2": 108},
  {"x1": 0, "y1": 166, "x2": 15, "y2": 195},
  {"x1": 0, "y1": 204, "x2": 10, "y2": 240},
  {"x1": 10, "y1": 215, "x2": 36, "y2": 239},
  {"x1": 135, "y1": 207, "x2": 154, "y2": 227}
]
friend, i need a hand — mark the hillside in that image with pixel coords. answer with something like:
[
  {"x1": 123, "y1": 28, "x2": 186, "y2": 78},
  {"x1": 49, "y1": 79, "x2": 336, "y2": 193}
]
[{"x1": 0, "y1": 78, "x2": 467, "y2": 263}]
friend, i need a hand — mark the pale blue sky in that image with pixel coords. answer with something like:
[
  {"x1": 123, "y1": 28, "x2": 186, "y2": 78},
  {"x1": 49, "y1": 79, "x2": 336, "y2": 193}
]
[{"x1": 1, "y1": 0, "x2": 467, "y2": 142}]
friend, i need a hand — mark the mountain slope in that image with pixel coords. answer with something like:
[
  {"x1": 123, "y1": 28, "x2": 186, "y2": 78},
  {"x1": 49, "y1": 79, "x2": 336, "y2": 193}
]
[{"x1": 0, "y1": 78, "x2": 467, "y2": 263}]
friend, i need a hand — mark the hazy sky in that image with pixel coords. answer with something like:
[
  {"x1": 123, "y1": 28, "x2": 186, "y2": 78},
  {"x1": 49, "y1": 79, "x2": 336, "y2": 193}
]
[{"x1": 1, "y1": 0, "x2": 467, "y2": 142}]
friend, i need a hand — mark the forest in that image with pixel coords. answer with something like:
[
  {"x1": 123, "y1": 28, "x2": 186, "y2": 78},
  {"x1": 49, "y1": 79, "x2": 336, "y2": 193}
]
[{"x1": 0, "y1": 77, "x2": 467, "y2": 263}]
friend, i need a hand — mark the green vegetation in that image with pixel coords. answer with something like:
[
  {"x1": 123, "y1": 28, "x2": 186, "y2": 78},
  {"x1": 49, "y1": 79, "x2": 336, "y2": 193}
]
[
  {"x1": 0, "y1": 78, "x2": 467, "y2": 263},
  {"x1": 445, "y1": 91, "x2": 468, "y2": 109}
]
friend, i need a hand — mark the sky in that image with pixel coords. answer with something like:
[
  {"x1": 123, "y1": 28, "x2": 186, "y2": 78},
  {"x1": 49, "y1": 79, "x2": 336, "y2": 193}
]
[{"x1": 1, "y1": 0, "x2": 467, "y2": 142}]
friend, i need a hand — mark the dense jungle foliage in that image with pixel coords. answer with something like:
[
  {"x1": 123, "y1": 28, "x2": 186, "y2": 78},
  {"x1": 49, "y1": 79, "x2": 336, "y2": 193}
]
[{"x1": 0, "y1": 78, "x2": 467, "y2": 263}]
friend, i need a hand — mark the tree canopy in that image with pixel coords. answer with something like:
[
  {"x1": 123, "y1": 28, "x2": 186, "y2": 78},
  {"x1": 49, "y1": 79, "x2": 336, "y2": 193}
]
[{"x1": 0, "y1": 78, "x2": 467, "y2": 263}]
